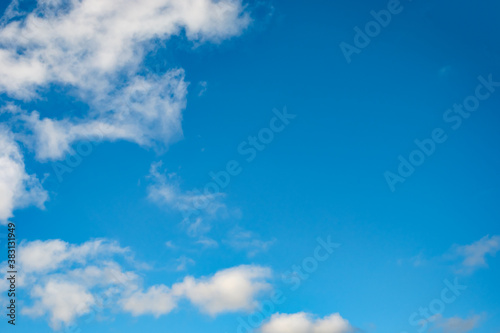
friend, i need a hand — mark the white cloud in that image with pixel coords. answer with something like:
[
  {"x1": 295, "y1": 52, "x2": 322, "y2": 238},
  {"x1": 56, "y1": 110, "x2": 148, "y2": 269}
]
[
  {"x1": 121, "y1": 265, "x2": 272, "y2": 317},
  {"x1": 0, "y1": 0, "x2": 252, "y2": 221},
  {"x1": 260, "y1": 313, "x2": 354, "y2": 333},
  {"x1": 18, "y1": 238, "x2": 128, "y2": 273},
  {"x1": 13, "y1": 239, "x2": 139, "y2": 330},
  {"x1": 24, "y1": 280, "x2": 96, "y2": 330},
  {"x1": 21, "y1": 69, "x2": 188, "y2": 160},
  {"x1": 172, "y1": 265, "x2": 272, "y2": 315},
  {"x1": 0, "y1": 0, "x2": 250, "y2": 98},
  {"x1": 0, "y1": 0, "x2": 251, "y2": 160},
  {"x1": 121, "y1": 285, "x2": 178, "y2": 318},
  {"x1": 0, "y1": 126, "x2": 47, "y2": 223},
  {"x1": 3, "y1": 238, "x2": 273, "y2": 329},
  {"x1": 451, "y1": 235, "x2": 500, "y2": 274}
]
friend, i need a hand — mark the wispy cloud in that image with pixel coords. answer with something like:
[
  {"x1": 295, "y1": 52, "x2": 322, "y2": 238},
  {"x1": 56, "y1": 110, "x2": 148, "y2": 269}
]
[
  {"x1": 21, "y1": 70, "x2": 188, "y2": 160},
  {"x1": 198, "y1": 81, "x2": 208, "y2": 96},
  {"x1": 408, "y1": 235, "x2": 500, "y2": 275},
  {"x1": 148, "y1": 162, "x2": 226, "y2": 215},
  {"x1": 196, "y1": 237, "x2": 219, "y2": 249},
  {"x1": 147, "y1": 162, "x2": 227, "y2": 236},
  {"x1": 224, "y1": 227, "x2": 275, "y2": 257},
  {"x1": 175, "y1": 255, "x2": 195, "y2": 272},
  {"x1": 428, "y1": 314, "x2": 483, "y2": 333},
  {"x1": 449, "y1": 235, "x2": 500, "y2": 274}
]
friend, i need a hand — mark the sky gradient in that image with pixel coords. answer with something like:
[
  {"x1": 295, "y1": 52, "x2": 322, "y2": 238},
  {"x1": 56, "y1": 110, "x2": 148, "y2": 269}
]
[{"x1": 0, "y1": 0, "x2": 499, "y2": 332}]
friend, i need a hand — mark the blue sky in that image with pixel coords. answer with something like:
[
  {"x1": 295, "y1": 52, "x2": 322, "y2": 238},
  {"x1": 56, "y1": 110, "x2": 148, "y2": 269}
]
[{"x1": 0, "y1": 0, "x2": 499, "y2": 332}]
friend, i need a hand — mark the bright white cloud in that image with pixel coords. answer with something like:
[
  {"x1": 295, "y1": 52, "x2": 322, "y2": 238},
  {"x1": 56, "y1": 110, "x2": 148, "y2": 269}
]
[
  {"x1": 18, "y1": 238, "x2": 128, "y2": 273},
  {"x1": 0, "y1": 0, "x2": 250, "y2": 98},
  {"x1": 0, "y1": 0, "x2": 251, "y2": 160},
  {"x1": 3, "y1": 238, "x2": 273, "y2": 329},
  {"x1": 0, "y1": 126, "x2": 47, "y2": 223},
  {"x1": 0, "y1": 0, "x2": 251, "y2": 221},
  {"x1": 13, "y1": 239, "x2": 139, "y2": 330},
  {"x1": 172, "y1": 265, "x2": 272, "y2": 315},
  {"x1": 121, "y1": 285, "x2": 178, "y2": 318},
  {"x1": 121, "y1": 265, "x2": 272, "y2": 317},
  {"x1": 260, "y1": 313, "x2": 354, "y2": 333},
  {"x1": 452, "y1": 235, "x2": 500, "y2": 274},
  {"x1": 24, "y1": 280, "x2": 96, "y2": 330}
]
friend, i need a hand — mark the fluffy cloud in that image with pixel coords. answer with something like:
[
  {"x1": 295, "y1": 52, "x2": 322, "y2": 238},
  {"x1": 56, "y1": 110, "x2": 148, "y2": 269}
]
[
  {"x1": 11, "y1": 239, "x2": 139, "y2": 329},
  {"x1": 0, "y1": 0, "x2": 251, "y2": 222},
  {"x1": 0, "y1": 126, "x2": 47, "y2": 223},
  {"x1": 24, "y1": 281, "x2": 96, "y2": 330},
  {"x1": 0, "y1": 0, "x2": 251, "y2": 161},
  {"x1": 2, "y1": 238, "x2": 272, "y2": 329},
  {"x1": 0, "y1": 0, "x2": 250, "y2": 98},
  {"x1": 452, "y1": 235, "x2": 500, "y2": 274},
  {"x1": 172, "y1": 265, "x2": 272, "y2": 315},
  {"x1": 121, "y1": 265, "x2": 272, "y2": 317},
  {"x1": 18, "y1": 238, "x2": 128, "y2": 273},
  {"x1": 121, "y1": 285, "x2": 177, "y2": 318},
  {"x1": 260, "y1": 313, "x2": 354, "y2": 333}
]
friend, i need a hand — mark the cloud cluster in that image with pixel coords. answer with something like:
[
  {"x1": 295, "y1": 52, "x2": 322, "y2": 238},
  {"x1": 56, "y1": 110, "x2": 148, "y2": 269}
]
[
  {"x1": 123, "y1": 265, "x2": 272, "y2": 317},
  {"x1": 1, "y1": 238, "x2": 272, "y2": 329},
  {"x1": 0, "y1": 0, "x2": 250, "y2": 99},
  {"x1": 0, "y1": 0, "x2": 251, "y2": 219},
  {"x1": 260, "y1": 312, "x2": 353, "y2": 333},
  {"x1": 4, "y1": 239, "x2": 139, "y2": 329}
]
